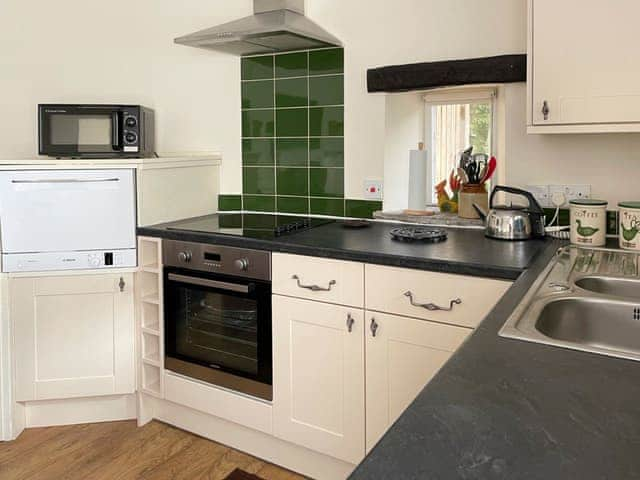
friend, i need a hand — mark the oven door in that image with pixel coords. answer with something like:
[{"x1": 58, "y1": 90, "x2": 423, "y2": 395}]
[
  {"x1": 39, "y1": 105, "x2": 124, "y2": 156},
  {"x1": 164, "y1": 268, "x2": 272, "y2": 401}
]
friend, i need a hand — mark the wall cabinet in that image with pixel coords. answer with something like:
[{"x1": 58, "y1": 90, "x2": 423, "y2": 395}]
[
  {"x1": 365, "y1": 311, "x2": 470, "y2": 451},
  {"x1": 528, "y1": 0, "x2": 640, "y2": 133},
  {"x1": 273, "y1": 295, "x2": 365, "y2": 464},
  {"x1": 12, "y1": 273, "x2": 135, "y2": 401}
]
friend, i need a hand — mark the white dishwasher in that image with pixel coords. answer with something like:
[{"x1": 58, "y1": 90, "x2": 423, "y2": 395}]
[{"x1": 0, "y1": 169, "x2": 137, "y2": 272}]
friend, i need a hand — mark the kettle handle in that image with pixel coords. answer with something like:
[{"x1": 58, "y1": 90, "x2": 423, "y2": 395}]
[{"x1": 489, "y1": 185, "x2": 545, "y2": 214}]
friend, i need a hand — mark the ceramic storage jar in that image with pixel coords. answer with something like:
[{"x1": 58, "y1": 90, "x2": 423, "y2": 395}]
[
  {"x1": 570, "y1": 199, "x2": 608, "y2": 247},
  {"x1": 619, "y1": 202, "x2": 640, "y2": 250}
]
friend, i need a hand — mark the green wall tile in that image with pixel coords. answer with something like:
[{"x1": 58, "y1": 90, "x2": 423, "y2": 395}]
[
  {"x1": 310, "y1": 168, "x2": 344, "y2": 197},
  {"x1": 276, "y1": 139, "x2": 308, "y2": 166},
  {"x1": 242, "y1": 56, "x2": 274, "y2": 80},
  {"x1": 276, "y1": 78, "x2": 308, "y2": 108},
  {"x1": 607, "y1": 210, "x2": 619, "y2": 236},
  {"x1": 275, "y1": 52, "x2": 308, "y2": 78},
  {"x1": 309, "y1": 48, "x2": 344, "y2": 75},
  {"x1": 243, "y1": 139, "x2": 275, "y2": 166},
  {"x1": 276, "y1": 108, "x2": 308, "y2": 137},
  {"x1": 309, "y1": 138, "x2": 344, "y2": 167},
  {"x1": 240, "y1": 49, "x2": 345, "y2": 214},
  {"x1": 310, "y1": 107, "x2": 344, "y2": 136},
  {"x1": 242, "y1": 110, "x2": 274, "y2": 137},
  {"x1": 243, "y1": 195, "x2": 275, "y2": 212},
  {"x1": 218, "y1": 195, "x2": 242, "y2": 211},
  {"x1": 218, "y1": 214, "x2": 243, "y2": 228},
  {"x1": 244, "y1": 214, "x2": 277, "y2": 228},
  {"x1": 242, "y1": 80, "x2": 274, "y2": 109},
  {"x1": 310, "y1": 198, "x2": 345, "y2": 217},
  {"x1": 277, "y1": 167, "x2": 309, "y2": 196},
  {"x1": 243, "y1": 167, "x2": 275, "y2": 195},
  {"x1": 345, "y1": 199, "x2": 383, "y2": 219},
  {"x1": 309, "y1": 75, "x2": 344, "y2": 106},
  {"x1": 278, "y1": 196, "x2": 309, "y2": 214}
]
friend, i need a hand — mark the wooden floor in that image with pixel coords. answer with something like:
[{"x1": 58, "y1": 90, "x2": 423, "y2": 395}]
[{"x1": 0, "y1": 420, "x2": 306, "y2": 480}]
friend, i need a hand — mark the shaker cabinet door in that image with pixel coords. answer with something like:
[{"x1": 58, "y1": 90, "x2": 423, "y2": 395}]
[
  {"x1": 365, "y1": 311, "x2": 471, "y2": 452},
  {"x1": 12, "y1": 273, "x2": 135, "y2": 401},
  {"x1": 272, "y1": 295, "x2": 365, "y2": 464},
  {"x1": 530, "y1": 0, "x2": 640, "y2": 130}
]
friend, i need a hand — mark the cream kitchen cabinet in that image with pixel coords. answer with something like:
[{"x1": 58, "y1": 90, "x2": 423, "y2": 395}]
[
  {"x1": 272, "y1": 295, "x2": 365, "y2": 464},
  {"x1": 365, "y1": 311, "x2": 471, "y2": 451},
  {"x1": 12, "y1": 273, "x2": 135, "y2": 402},
  {"x1": 528, "y1": 0, "x2": 640, "y2": 133}
]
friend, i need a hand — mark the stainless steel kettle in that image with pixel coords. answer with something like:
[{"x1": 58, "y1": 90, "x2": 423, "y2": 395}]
[{"x1": 474, "y1": 186, "x2": 546, "y2": 240}]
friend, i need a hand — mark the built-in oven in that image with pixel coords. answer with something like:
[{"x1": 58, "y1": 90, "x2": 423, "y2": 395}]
[{"x1": 163, "y1": 240, "x2": 272, "y2": 401}]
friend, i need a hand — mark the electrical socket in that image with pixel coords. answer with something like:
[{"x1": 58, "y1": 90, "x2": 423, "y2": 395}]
[
  {"x1": 528, "y1": 185, "x2": 551, "y2": 207},
  {"x1": 548, "y1": 185, "x2": 591, "y2": 206},
  {"x1": 363, "y1": 179, "x2": 383, "y2": 200}
]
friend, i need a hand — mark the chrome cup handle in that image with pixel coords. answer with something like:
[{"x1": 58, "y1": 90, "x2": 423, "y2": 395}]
[
  {"x1": 404, "y1": 291, "x2": 462, "y2": 312},
  {"x1": 292, "y1": 275, "x2": 336, "y2": 292}
]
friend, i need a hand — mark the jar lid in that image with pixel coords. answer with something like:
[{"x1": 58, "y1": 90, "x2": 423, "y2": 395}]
[
  {"x1": 619, "y1": 201, "x2": 640, "y2": 209},
  {"x1": 569, "y1": 199, "x2": 608, "y2": 206}
]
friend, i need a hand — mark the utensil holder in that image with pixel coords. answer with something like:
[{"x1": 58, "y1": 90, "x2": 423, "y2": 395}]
[{"x1": 458, "y1": 184, "x2": 488, "y2": 219}]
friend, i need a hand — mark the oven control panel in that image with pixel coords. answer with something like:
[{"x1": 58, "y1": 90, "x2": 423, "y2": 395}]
[{"x1": 163, "y1": 240, "x2": 271, "y2": 281}]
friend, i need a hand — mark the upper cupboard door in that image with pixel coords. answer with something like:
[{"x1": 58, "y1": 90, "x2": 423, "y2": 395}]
[
  {"x1": 0, "y1": 169, "x2": 136, "y2": 253},
  {"x1": 531, "y1": 0, "x2": 640, "y2": 126}
]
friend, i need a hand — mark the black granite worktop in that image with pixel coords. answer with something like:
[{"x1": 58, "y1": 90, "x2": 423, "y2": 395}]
[
  {"x1": 349, "y1": 240, "x2": 640, "y2": 480},
  {"x1": 139, "y1": 214, "x2": 640, "y2": 478},
  {"x1": 138, "y1": 215, "x2": 548, "y2": 280}
]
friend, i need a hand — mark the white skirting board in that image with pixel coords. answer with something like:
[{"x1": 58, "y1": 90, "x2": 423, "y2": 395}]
[
  {"x1": 142, "y1": 394, "x2": 355, "y2": 480},
  {"x1": 22, "y1": 394, "x2": 136, "y2": 429}
]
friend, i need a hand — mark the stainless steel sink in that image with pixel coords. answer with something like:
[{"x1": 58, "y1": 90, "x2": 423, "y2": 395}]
[
  {"x1": 500, "y1": 246, "x2": 640, "y2": 362},
  {"x1": 574, "y1": 276, "x2": 640, "y2": 299}
]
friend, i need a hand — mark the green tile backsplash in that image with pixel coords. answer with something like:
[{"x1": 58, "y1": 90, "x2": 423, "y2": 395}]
[
  {"x1": 241, "y1": 48, "x2": 346, "y2": 215},
  {"x1": 235, "y1": 48, "x2": 381, "y2": 219}
]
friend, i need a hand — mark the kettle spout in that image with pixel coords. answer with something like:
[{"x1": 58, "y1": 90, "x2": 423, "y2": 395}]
[{"x1": 473, "y1": 203, "x2": 488, "y2": 221}]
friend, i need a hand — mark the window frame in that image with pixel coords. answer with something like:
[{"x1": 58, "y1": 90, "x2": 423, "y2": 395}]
[{"x1": 423, "y1": 86, "x2": 497, "y2": 203}]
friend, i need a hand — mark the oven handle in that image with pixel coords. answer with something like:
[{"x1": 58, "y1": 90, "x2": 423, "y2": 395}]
[{"x1": 168, "y1": 273, "x2": 250, "y2": 294}]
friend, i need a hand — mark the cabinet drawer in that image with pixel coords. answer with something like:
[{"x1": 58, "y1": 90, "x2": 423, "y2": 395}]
[
  {"x1": 365, "y1": 265, "x2": 511, "y2": 328},
  {"x1": 272, "y1": 253, "x2": 364, "y2": 307}
]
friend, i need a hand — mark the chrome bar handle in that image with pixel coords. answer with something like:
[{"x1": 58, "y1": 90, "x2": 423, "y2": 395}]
[
  {"x1": 370, "y1": 318, "x2": 379, "y2": 337},
  {"x1": 347, "y1": 314, "x2": 355, "y2": 333},
  {"x1": 11, "y1": 178, "x2": 120, "y2": 184},
  {"x1": 291, "y1": 275, "x2": 336, "y2": 292},
  {"x1": 404, "y1": 291, "x2": 461, "y2": 312}
]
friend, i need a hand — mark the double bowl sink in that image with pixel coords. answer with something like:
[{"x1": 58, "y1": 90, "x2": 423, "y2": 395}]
[{"x1": 500, "y1": 247, "x2": 640, "y2": 362}]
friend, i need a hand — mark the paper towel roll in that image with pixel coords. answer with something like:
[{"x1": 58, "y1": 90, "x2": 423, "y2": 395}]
[{"x1": 408, "y1": 149, "x2": 428, "y2": 209}]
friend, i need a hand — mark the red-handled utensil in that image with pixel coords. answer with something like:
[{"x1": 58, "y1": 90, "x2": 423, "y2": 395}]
[{"x1": 480, "y1": 156, "x2": 497, "y2": 184}]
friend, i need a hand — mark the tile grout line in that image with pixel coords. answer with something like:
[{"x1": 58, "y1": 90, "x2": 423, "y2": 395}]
[
  {"x1": 243, "y1": 105, "x2": 344, "y2": 112},
  {"x1": 273, "y1": 54, "x2": 278, "y2": 213},
  {"x1": 307, "y1": 50, "x2": 311, "y2": 215},
  {"x1": 242, "y1": 72, "x2": 344, "y2": 82}
]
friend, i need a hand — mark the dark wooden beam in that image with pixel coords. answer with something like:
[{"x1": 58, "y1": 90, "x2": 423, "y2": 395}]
[{"x1": 367, "y1": 54, "x2": 527, "y2": 93}]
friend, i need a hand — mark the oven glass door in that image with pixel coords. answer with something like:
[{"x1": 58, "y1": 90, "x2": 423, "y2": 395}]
[
  {"x1": 39, "y1": 106, "x2": 123, "y2": 156},
  {"x1": 164, "y1": 268, "x2": 272, "y2": 399}
]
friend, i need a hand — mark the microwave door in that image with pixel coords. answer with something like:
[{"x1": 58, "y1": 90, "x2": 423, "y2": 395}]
[{"x1": 40, "y1": 107, "x2": 123, "y2": 156}]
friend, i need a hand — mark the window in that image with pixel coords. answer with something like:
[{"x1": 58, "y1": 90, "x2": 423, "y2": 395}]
[{"x1": 424, "y1": 87, "x2": 496, "y2": 203}]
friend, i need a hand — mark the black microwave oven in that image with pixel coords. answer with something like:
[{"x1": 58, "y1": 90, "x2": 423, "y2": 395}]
[{"x1": 38, "y1": 104, "x2": 154, "y2": 158}]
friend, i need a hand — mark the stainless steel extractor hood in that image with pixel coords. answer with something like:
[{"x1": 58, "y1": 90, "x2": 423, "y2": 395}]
[{"x1": 174, "y1": 0, "x2": 342, "y2": 56}]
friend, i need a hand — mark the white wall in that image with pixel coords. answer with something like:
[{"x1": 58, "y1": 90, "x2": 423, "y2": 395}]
[
  {"x1": 0, "y1": 0, "x2": 247, "y2": 191},
  {"x1": 4, "y1": 1, "x2": 635, "y2": 205},
  {"x1": 504, "y1": 83, "x2": 640, "y2": 206}
]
